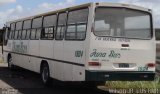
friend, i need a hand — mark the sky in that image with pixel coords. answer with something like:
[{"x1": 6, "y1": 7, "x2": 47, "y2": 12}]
[{"x1": 0, "y1": 0, "x2": 159, "y2": 28}]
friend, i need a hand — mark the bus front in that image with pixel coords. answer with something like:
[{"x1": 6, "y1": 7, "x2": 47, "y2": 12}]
[{"x1": 86, "y1": 3, "x2": 155, "y2": 81}]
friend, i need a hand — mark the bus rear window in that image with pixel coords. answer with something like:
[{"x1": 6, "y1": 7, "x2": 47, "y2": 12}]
[{"x1": 94, "y1": 7, "x2": 152, "y2": 39}]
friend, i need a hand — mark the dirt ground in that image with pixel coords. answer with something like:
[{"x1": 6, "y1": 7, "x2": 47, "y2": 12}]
[{"x1": 0, "y1": 63, "x2": 109, "y2": 94}]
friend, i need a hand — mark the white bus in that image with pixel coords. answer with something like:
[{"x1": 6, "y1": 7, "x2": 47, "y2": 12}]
[{"x1": 2, "y1": 2, "x2": 155, "y2": 86}]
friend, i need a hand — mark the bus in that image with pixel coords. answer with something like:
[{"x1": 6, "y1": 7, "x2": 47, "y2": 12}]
[{"x1": 2, "y1": 2, "x2": 155, "y2": 86}]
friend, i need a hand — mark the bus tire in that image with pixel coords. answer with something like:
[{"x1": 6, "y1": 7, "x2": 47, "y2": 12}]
[
  {"x1": 40, "y1": 62, "x2": 52, "y2": 86},
  {"x1": 7, "y1": 55, "x2": 14, "y2": 70}
]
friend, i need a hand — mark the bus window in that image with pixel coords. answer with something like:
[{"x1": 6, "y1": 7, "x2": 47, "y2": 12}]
[
  {"x1": 23, "y1": 20, "x2": 32, "y2": 40},
  {"x1": 42, "y1": 15, "x2": 56, "y2": 39},
  {"x1": 11, "y1": 31, "x2": 15, "y2": 39},
  {"x1": 156, "y1": 29, "x2": 160, "y2": 41},
  {"x1": 21, "y1": 30, "x2": 26, "y2": 39},
  {"x1": 66, "y1": 25, "x2": 76, "y2": 39},
  {"x1": 23, "y1": 20, "x2": 31, "y2": 29},
  {"x1": 41, "y1": 27, "x2": 54, "y2": 39},
  {"x1": 16, "y1": 21, "x2": 23, "y2": 39},
  {"x1": 32, "y1": 17, "x2": 42, "y2": 40},
  {"x1": 94, "y1": 20, "x2": 111, "y2": 36},
  {"x1": 18, "y1": 30, "x2": 22, "y2": 39},
  {"x1": 32, "y1": 17, "x2": 42, "y2": 29},
  {"x1": 9, "y1": 30, "x2": 13, "y2": 39},
  {"x1": 41, "y1": 28, "x2": 47, "y2": 39},
  {"x1": 56, "y1": 13, "x2": 67, "y2": 40},
  {"x1": 26, "y1": 30, "x2": 31, "y2": 39},
  {"x1": 14, "y1": 30, "x2": 18, "y2": 39},
  {"x1": 43, "y1": 15, "x2": 57, "y2": 28},
  {"x1": 77, "y1": 23, "x2": 86, "y2": 39},
  {"x1": 94, "y1": 8, "x2": 151, "y2": 39},
  {"x1": 66, "y1": 8, "x2": 88, "y2": 40},
  {"x1": 10, "y1": 23, "x2": 15, "y2": 39},
  {"x1": 30, "y1": 29, "x2": 36, "y2": 39},
  {"x1": 36, "y1": 28, "x2": 41, "y2": 39},
  {"x1": 56, "y1": 25, "x2": 65, "y2": 40}
]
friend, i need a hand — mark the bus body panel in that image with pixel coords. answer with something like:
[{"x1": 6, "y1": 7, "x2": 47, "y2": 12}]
[
  {"x1": 2, "y1": 2, "x2": 155, "y2": 82},
  {"x1": 88, "y1": 33, "x2": 155, "y2": 72}
]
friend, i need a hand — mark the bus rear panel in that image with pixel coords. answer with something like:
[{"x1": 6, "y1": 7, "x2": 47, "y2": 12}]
[{"x1": 86, "y1": 3, "x2": 155, "y2": 81}]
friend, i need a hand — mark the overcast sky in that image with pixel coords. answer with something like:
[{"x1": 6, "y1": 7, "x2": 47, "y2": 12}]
[{"x1": 0, "y1": 0, "x2": 159, "y2": 28}]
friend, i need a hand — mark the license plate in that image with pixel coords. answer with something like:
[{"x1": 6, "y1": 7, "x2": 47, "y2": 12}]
[{"x1": 119, "y1": 63, "x2": 129, "y2": 68}]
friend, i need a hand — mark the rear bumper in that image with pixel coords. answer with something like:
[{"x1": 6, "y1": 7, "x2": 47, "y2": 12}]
[{"x1": 85, "y1": 70, "x2": 155, "y2": 81}]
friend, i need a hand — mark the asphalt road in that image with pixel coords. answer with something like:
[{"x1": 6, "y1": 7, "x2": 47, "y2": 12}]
[{"x1": 0, "y1": 63, "x2": 110, "y2": 94}]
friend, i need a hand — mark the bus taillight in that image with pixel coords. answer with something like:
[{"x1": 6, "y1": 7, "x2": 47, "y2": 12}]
[
  {"x1": 147, "y1": 63, "x2": 155, "y2": 68},
  {"x1": 88, "y1": 62, "x2": 101, "y2": 66}
]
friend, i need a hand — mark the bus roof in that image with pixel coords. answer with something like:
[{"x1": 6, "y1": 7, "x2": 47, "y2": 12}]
[{"x1": 7, "y1": 2, "x2": 151, "y2": 24}]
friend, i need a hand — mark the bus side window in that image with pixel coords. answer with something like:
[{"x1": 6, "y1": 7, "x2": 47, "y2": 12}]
[
  {"x1": 41, "y1": 27, "x2": 54, "y2": 39},
  {"x1": 56, "y1": 13, "x2": 67, "y2": 40},
  {"x1": 42, "y1": 14, "x2": 56, "y2": 40},
  {"x1": 56, "y1": 25, "x2": 65, "y2": 40},
  {"x1": 41, "y1": 28, "x2": 46, "y2": 39},
  {"x1": 16, "y1": 21, "x2": 23, "y2": 39},
  {"x1": 10, "y1": 23, "x2": 16, "y2": 39},
  {"x1": 32, "y1": 17, "x2": 42, "y2": 40},
  {"x1": 18, "y1": 30, "x2": 22, "y2": 39},
  {"x1": 36, "y1": 28, "x2": 41, "y2": 39},
  {"x1": 9, "y1": 30, "x2": 13, "y2": 39},
  {"x1": 66, "y1": 24, "x2": 76, "y2": 39},
  {"x1": 30, "y1": 29, "x2": 36, "y2": 39},
  {"x1": 23, "y1": 20, "x2": 32, "y2": 40},
  {"x1": 14, "y1": 30, "x2": 19, "y2": 39},
  {"x1": 21, "y1": 30, "x2": 27, "y2": 39},
  {"x1": 77, "y1": 23, "x2": 87, "y2": 40},
  {"x1": 26, "y1": 30, "x2": 30, "y2": 39},
  {"x1": 11, "y1": 31, "x2": 15, "y2": 39},
  {"x1": 66, "y1": 8, "x2": 88, "y2": 40}
]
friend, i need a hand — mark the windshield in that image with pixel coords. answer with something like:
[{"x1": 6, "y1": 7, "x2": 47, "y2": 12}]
[{"x1": 94, "y1": 7, "x2": 152, "y2": 39}]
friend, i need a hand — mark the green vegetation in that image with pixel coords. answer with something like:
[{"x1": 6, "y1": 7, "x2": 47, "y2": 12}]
[
  {"x1": 106, "y1": 81, "x2": 158, "y2": 89},
  {"x1": 105, "y1": 75, "x2": 160, "y2": 93}
]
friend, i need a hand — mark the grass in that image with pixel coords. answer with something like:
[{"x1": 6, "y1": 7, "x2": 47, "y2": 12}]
[
  {"x1": 106, "y1": 81, "x2": 158, "y2": 89},
  {"x1": 105, "y1": 75, "x2": 160, "y2": 93}
]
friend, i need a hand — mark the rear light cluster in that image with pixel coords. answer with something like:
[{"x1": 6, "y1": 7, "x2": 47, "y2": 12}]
[
  {"x1": 88, "y1": 62, "x2": 101, "y2": 66},
  {"x1": 147, "y1": 63, "x2": 155, "y2": 68}
]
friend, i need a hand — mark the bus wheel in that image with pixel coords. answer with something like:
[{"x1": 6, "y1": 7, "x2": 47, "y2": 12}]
[
  {"x1": 41, "y1": 63, "x2": 52, "y2": 86},
  {"x1": 8, "y1": 55, "x2": 14, "y2": 70}
]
